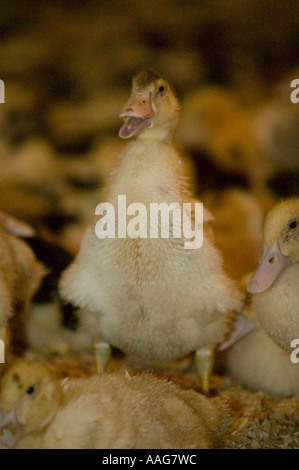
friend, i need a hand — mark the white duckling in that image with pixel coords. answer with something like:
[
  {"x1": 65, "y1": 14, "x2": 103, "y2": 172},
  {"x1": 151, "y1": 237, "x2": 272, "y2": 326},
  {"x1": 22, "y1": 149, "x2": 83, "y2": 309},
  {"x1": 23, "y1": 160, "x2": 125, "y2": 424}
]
[
  {"x1": 60, "y1": 70, "x2": 243, "y2": 392},
  {"x1": 247, "y1": 198, "x2": 299, "y2": 353},
  {"x1": 0, "y1": 360, "x2": 232, "y2": 449},
  {"x1": 0, "y1": 213, "x2": 45, "y2": 349},
  {"x1": 225, "y1": 320, "x2": 299, "y2": 397}
]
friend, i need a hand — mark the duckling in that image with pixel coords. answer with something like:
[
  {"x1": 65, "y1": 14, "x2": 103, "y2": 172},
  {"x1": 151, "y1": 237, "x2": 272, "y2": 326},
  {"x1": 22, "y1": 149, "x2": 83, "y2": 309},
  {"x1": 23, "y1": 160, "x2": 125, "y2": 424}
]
[
  {"x1": 0, "y1": 360, "x2": 232, "y2": 449},
  {"x1": 225, "y1": 199, "x2": 299, "y2": 396},
  {"x1": 225, "y1": 321, "x2": 299, "y2": 397},
  {"x1": 0, "y1": 214, "x2": 45, "y2": 350},
  {"x1": 60, "y1": 70, "x2": 243, "y2": 392},
  {"x1": 247, "y1": 198, "x2": 299, "y2": 353}
]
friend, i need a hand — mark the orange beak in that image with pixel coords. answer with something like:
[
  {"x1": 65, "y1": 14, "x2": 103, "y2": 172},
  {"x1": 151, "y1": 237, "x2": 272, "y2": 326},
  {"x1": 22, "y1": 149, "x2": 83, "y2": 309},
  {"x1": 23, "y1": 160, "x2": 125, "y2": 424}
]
[{"x1": 119, "y1": 92, "x2": 154, "y2": 139}]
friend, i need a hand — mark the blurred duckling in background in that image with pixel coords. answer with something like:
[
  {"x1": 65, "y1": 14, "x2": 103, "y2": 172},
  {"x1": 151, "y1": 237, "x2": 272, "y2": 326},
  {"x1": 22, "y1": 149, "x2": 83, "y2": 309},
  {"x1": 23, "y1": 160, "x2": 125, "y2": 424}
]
[
  {"x1": 176, "y1": 87, "x2": 271, "y2": 191},
  {"x1": 254, "y1": 74, "x2": 299, "y2": 177},
  {"x1": 251, "y1": 74, "x2": 299, "y2": 201},
  {"x1": 202, "y1": 188, "x2": 264, "y2": 283},
  {"x1": 0, "y1": 138, "x2": 67, "y2": 224},
  {"x1": 0, "y1": 360, "x2": 232, "y2": 449},
  {"x1": 0, "y1": 213, "x2": 45, "y2": 351},
  {"x1": 0, "y1": 213, "x2": 90, "y2": 355},
  {"x1": 60, "y1": 70, "x2": 243, "y2": 393},
  {"x1": 25, "y1": 302, "x2": 93, "y2": 355},
  {"x1": 225, "y1": 198, "x2": 299, "y2": 396},
  {"x1": 19, "y1": 233, "x2": 92, "y2": 355}
]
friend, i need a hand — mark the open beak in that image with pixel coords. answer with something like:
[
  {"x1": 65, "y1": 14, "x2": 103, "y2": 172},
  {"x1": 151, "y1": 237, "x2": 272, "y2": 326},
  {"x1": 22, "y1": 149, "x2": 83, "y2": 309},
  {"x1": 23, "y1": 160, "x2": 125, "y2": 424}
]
[
  {"x1": 0, "y1": 409, "x2": 25, "y2": 449},
  {"x1": 119, "y1": 92, "x2": 154, "y2": 139},
  {"x1": 247, "y1": 240, "x2": 291, "y2": 294}
]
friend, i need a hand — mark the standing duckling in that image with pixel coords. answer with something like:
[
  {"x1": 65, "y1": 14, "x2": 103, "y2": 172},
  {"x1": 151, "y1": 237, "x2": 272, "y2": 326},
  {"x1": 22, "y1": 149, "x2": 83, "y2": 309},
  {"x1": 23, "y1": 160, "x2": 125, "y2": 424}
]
[
  {"x1": 247, "y1": 198, "x2": 299, "y2": 353},
  {"x1": 60, "y1": 70, "x2": 242, "y2": 392},
  {"x1": 0, "y1": 360, "x2": 232, "y2": 449}
]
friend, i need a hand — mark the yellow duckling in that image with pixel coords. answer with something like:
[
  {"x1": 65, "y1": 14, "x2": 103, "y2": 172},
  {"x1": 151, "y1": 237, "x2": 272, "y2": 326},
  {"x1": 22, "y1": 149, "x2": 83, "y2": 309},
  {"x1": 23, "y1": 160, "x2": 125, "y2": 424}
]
[
  {"x1": 247, "y1": 198, "x2": 299, "y2": 353},
  {"x1": 225, "y1": 321, "x2": 299, "y2": 397},
  {"x1": 225, "y1": 199, "x2": 299, "y2": 396},
  {"x1": 0, "y1": 360, "x2": 231, "y2": 449},
  {"x1": 60, "y1": 70, "x2": 243, "y2": 393}
]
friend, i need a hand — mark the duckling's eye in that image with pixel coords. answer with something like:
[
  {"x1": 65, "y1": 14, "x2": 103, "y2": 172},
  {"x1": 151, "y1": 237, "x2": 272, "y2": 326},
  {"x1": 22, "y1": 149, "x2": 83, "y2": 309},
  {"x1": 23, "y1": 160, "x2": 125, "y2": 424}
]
[
  {"x1": 157, "y1": 85, "x2": 165, "y2": 96},
  {"x1": 26, "y1": 386, "x2": 35, "y2": 395},
  {"x1": 289, "y1": 220, "x2": 297, "y2": 230}
]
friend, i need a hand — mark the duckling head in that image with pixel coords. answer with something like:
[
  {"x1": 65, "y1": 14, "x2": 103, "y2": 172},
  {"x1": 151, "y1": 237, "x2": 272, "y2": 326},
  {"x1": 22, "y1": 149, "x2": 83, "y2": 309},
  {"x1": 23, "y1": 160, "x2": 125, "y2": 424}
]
[
  {"x1": 247, "y1": 198, "x2": 299, "y2": 293},
  {"x1": 119, "y1": 69, "x2": 179, "y2": 143},
  {"x1": 0, "y1": 361, "x2": 61, "y2": 448}
]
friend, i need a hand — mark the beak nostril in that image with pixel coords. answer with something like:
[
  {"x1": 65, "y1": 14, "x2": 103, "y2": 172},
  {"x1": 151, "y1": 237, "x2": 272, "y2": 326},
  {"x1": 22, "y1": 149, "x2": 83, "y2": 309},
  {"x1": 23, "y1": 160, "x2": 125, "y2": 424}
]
[{"x1": 268, "y1": 257, "x2": 275, "y2": 264}]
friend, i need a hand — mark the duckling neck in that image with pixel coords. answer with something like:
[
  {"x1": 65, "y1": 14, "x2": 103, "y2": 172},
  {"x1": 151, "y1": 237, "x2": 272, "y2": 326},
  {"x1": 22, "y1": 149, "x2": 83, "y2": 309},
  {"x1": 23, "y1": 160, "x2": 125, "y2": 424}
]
[
  {"x1": 107, "y1": 137, "x2": 183, "y2": 206},
  {"x1": 253, "y1": 263, "x2": 299, "y2": 352},
  {"x1": 137, "y1": 122, "x2": 175, "y2": 144}
]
